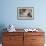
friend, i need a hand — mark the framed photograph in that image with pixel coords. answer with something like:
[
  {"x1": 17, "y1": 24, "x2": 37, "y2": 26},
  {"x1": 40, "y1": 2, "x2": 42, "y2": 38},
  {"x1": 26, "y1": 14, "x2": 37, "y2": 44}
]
[{"x1": 17, "y1": 7, "x2": 34, "y2": 20}]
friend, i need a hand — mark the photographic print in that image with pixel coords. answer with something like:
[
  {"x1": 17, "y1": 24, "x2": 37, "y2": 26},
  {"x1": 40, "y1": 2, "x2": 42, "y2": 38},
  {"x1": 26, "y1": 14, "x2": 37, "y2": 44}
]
[{"x1": 17, "y1": 7, "x2": 34, "y2": 20}]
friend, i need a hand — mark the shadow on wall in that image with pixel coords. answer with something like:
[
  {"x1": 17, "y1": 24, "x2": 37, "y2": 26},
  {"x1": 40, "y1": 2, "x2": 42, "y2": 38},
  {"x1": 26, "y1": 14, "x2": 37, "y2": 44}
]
[{"x1": 0, "y1": 24, "x2": 7, "y2": 43}]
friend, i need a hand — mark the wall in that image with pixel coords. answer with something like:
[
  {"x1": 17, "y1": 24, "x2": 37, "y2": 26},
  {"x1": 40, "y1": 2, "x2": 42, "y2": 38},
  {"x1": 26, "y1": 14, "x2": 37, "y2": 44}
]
[{"x1": 0, "y1": 0, "x2": 46, "y2": 30}]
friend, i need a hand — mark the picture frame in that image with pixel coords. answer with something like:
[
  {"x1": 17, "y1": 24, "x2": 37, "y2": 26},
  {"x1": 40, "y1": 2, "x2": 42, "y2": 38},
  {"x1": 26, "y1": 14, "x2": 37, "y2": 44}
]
[{"x1": 17, "y1": 7, "x2": 34, "y2": 20}]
